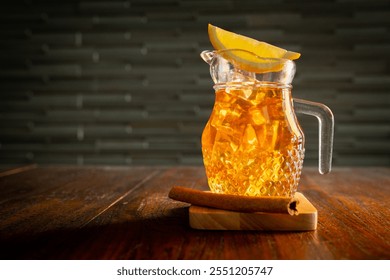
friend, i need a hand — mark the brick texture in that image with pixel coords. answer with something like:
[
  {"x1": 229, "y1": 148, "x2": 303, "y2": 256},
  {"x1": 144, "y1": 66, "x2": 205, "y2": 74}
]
[{"x1": 0, "y1": 0, "x2": 389, "y2": 166}]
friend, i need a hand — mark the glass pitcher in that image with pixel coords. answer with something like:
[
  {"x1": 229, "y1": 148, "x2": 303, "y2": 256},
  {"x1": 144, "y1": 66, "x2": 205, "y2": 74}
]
[{"x1": 200, "y1": 49, "x2": 334, "y2": 198}]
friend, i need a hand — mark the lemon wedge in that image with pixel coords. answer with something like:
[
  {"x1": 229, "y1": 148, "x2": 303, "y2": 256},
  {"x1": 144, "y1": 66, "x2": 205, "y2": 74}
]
[{"x1": 208, "y1": 24, "x2": 300, "y2": 73}]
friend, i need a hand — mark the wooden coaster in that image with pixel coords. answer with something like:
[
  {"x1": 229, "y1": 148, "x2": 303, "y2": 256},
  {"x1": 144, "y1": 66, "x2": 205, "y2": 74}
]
[{"x1": 189, "y1": 192, "x2": 317, "y2": 231}]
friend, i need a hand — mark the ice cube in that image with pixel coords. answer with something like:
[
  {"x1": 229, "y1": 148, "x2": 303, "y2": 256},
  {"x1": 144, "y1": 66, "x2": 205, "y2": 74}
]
[
  {"x1": 267, "y1": 121, "x2": 280, "y2": 151},
  {"x1": 254, "y1": 124, "x2": 267, "y2": 149},
  {"x1": 211, "y1": 131, "x2": 239, "y2": 164},
  {"x1": 230, "y1": 69, "x2": 256, "y2": 84},
  {"x1": 239, "y1": 124, "x2": 259, "y2": 153},
  {"x1": 249, "y1": 107, "x2": 268, "y2": 125},
  {"x1": 210, "y1": 103, "x2": 245, "y2": 139},
  {"x1": 210, "y1": 53, "x2": 257, "y2": 84}
]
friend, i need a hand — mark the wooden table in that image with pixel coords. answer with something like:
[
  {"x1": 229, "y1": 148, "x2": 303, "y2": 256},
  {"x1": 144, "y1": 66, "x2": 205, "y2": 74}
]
[{"x1": 0, "y1": 165, "x2": 389, "y2": 260}]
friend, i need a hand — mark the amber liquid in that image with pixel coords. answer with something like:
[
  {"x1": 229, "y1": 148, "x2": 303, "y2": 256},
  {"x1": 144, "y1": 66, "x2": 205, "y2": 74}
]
[{"x1": 202, "y1": 82, "x2": 304, "y2": 197}]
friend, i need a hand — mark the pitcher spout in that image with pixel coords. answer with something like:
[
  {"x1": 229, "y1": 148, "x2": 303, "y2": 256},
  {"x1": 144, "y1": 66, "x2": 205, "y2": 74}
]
[{"x1": 200, "y1": 50, "x2": 215, "y2": 65}]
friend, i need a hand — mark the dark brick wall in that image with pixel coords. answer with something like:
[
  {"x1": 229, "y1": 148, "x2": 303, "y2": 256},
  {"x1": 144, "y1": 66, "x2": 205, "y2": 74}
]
[{"x1": 0, "y1": 0, "x2": 389, "y2": 166}]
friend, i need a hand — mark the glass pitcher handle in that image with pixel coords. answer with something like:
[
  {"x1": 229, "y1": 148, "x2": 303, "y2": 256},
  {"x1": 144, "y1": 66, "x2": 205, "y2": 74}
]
[{"x1": 293, "y1": 98, "x2": 334, "y2": 174}]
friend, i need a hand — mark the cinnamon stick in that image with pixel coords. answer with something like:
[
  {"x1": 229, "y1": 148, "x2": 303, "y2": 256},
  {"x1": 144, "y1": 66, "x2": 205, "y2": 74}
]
[{"x1": 169, "y1": 186, "x2": 299, "y2": 215}]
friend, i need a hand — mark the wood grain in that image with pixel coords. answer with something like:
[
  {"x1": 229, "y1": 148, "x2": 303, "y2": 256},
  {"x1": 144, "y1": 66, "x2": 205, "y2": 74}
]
[{"x1": 0, "y1": 166, "x2": 389, "y2": 260}]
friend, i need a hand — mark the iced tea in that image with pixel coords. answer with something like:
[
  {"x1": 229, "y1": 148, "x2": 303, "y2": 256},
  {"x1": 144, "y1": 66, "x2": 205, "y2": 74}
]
[{"x1": 202, "y1": 82, "x2": 304, "y2": 197}]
